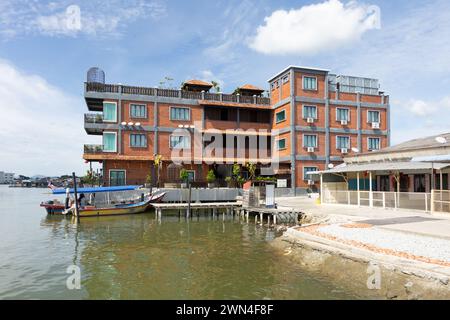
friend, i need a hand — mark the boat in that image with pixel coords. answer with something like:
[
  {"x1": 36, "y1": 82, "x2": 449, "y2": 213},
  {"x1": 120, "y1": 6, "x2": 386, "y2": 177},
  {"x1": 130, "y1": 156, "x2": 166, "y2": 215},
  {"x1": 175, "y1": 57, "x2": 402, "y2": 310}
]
[{"x1": 40, "y1": 185, "x2": 166, "y2": 217}]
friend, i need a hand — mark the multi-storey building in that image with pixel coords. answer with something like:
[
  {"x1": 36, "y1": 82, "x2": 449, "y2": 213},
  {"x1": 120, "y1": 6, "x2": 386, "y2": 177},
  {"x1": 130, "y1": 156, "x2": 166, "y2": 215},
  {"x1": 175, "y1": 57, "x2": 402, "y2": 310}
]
[
  {"x1": 83, "y1": 66, "x2": 389, "y2": 192},
  {"x1": 0, "y1": 172, "x2": 15, "y2": 184}
]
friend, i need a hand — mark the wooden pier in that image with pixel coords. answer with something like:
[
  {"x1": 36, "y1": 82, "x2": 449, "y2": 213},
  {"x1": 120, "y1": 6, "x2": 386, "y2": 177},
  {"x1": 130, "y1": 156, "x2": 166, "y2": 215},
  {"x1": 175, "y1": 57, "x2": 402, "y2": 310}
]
[{"x1": 151, "y1": 202, "x2": 303, "y2": 226}]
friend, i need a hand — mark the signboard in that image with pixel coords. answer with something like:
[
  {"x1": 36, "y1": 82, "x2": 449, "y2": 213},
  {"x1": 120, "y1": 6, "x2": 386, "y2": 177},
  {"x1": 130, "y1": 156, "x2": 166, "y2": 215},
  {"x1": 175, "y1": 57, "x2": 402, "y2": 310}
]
[{"x1": 277, "y1": 179, "x2": 287, "y2": 188}]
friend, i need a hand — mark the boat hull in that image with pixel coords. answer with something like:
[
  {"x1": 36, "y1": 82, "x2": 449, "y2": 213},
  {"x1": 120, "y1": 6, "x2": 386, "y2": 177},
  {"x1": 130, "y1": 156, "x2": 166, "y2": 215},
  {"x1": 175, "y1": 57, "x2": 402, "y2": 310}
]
[
  {"x1": 40, "y1": 203, "x2": 66, "y2": 215},
  {"x1": 78, "y1": 200, "x2": 152, "y2": 217}
]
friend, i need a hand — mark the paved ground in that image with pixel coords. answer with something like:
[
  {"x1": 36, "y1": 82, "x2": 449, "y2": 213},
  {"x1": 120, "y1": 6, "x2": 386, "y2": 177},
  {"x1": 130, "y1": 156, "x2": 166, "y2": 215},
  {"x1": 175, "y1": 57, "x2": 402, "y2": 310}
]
[{"x1": 276, "y1": 196, "x2": 450, "y2": 240}]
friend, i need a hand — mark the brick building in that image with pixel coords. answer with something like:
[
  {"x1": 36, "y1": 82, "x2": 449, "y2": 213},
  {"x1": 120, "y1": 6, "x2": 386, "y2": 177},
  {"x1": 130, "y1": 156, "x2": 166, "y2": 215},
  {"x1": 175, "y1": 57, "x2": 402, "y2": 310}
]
[{"x1": 83, "y1": 66, "x2": 389, "y2": 191}]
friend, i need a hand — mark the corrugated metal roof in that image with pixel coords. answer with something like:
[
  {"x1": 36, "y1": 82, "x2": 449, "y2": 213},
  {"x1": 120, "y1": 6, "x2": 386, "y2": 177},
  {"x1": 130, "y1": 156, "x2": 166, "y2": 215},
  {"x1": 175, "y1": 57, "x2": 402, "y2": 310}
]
[{"x1": 310, "y1": 161, "x2": 450, "y2": 175}]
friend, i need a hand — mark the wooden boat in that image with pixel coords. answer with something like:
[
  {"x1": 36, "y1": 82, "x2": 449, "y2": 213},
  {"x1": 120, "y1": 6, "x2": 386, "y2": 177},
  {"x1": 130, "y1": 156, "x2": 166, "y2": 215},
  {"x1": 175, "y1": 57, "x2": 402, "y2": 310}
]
[{"x1": 41, "y1": 185, "x2": 166, "y2": 217}]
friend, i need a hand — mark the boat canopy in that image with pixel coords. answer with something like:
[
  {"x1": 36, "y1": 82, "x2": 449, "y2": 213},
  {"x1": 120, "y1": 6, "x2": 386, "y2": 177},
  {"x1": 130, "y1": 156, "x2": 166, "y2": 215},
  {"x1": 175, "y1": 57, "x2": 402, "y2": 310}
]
[{"x1": 52, "y1": 185, "x2": 141, "y2": 195}]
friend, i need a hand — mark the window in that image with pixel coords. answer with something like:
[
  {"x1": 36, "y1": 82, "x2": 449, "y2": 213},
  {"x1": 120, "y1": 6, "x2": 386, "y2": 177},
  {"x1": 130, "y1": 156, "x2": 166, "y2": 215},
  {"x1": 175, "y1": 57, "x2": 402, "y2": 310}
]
[
  {"x1": 186, "y1": 170, "x2": 195, "y2": 182},
  {"x1": 303, "y1": 167, "x2": 317, "y2": 181},
  {"x1": 368, "y1": 137, "x2": 380, "y2": 151},
  {"x1": 367, "y1": 110, "x2": 380, "y2": 123},
  {"x1": 110, "y1": 170, "x2": 126, "y2": 186},
  {"x1": 170, "y1": 135, "x2": 191, "y2": 149},
  {"x1": 303, "y1": 135, "x2": 318, "y2": 148},
  {"x1": 336, "y1": 108, "x2": 349, "y2": 121},
  {"x1": 130, "y1": 134, "x2": 147, "y2": 148},
  {"x1": 130, "y1": 104, "x2": 147, "y2": 118},
  {"x1": 170, "y1": 107, "x2": 190, "y2": 121},
  {"x1": 303, "y1": 76, "x2": 317, "y2": 90},
  {"x1": 336, "y1": 136, "x2": 350, "y2": 149},
  {"x1": 282, "y1": 74, "x2": 289, "y2": 84},
  {"x1": 303, "y1": 105, "x2": 317, "y2": 119},
  {"x1": 277, "y1": 138, "x2": 286, "y2": 150},
  {"x1": 275, "y1": 110, "x2": 286, "y2": 123},
  {"x1": 103, "y1": 132, "x2": 117, "y2": 152},
  {"x1": 103, "y1": 102, "x2": 117, "y2": 122}
]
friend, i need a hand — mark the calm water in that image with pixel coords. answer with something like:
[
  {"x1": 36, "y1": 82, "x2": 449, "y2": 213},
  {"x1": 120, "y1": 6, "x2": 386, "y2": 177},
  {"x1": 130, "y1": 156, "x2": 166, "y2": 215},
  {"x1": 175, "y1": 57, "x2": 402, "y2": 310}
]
[{"x1": 0, "y1": 186, "x2": 355, "y2": 299}]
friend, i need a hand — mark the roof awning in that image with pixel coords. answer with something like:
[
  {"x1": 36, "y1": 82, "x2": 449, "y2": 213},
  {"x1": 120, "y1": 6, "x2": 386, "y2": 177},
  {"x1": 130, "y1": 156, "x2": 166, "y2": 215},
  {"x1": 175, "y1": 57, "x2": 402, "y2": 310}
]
[
  {"x1": 411, "y1": 154, "x2": 450, "y2": 163},
  {"x1": 309, "y1": 161, "x2": 450, "y2": 175}
]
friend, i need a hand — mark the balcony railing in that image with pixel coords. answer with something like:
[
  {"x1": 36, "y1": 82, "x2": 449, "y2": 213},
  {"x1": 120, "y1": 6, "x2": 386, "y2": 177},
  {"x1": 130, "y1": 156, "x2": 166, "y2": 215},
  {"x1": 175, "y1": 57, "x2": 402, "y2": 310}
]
[
  {"x1": 84, "y1": 144, "x2": 103, "y2": 154},
  {"x1": 84, "y1": 113, "x2": 103, "y2": 123},
  {"x1": 85, "y1": 82, "x2": 271, "y2": 105}
]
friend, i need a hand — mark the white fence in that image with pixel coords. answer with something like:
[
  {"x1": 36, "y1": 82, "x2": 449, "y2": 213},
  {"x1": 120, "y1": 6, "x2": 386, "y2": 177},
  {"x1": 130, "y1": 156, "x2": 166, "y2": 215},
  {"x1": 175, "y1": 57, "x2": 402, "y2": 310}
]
[
  {"x1": 431, "y1": 190, "x2": 450, "y2": 213},
  {"x1": 323, "y1": 190, "x2": 432, "y2": 212}
]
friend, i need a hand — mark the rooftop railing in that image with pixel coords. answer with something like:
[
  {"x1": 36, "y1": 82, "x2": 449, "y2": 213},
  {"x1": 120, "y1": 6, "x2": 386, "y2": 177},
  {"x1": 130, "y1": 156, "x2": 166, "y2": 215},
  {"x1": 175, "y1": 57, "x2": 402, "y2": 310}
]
[
  {"x1": 84, "y1": 144, "x2": 103, "y2": 154},
  {"x1": 85, "y1": 82, "x2": 271, "y2": 105},
  {"x1": 84, "y1": 113, "x2": 103, "y2": 123}
]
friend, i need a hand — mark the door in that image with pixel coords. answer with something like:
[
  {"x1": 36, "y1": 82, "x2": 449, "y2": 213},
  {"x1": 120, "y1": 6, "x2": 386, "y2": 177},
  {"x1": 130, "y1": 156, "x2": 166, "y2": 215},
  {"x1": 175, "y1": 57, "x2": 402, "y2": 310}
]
[{"x1": 110, "y1": 170, "x2": 126, "y2": 186}]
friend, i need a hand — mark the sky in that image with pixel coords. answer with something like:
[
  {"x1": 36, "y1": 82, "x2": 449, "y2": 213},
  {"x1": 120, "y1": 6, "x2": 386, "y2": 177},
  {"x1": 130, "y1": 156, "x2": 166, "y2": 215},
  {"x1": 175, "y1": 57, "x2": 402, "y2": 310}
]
[{"x1": 0, "y1": 0, "x2": 450, "y2": 176}]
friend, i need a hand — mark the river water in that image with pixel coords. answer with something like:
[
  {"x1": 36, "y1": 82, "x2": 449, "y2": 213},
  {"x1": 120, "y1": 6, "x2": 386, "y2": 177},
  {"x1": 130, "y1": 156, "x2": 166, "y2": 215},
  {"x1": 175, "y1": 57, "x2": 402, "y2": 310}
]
[{"x1": 0, "y1": 186, "x2": 355, "y2": 299}]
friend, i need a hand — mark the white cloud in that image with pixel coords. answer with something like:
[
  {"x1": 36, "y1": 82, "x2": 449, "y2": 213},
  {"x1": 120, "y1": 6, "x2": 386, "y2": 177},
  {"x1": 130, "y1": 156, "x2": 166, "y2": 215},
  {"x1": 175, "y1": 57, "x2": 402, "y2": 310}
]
[
  {"x1": 0, "y1": 59, "x2": 98, "y2": 176},
  {"x1": 249, "y1": 0, "x2": 379, "y2": 55},
  {"x1": 0, "y1": 0, "x2": 167, "y2": 39},
  {"x1": 403, "y1": 96, "x2": 450, "y2": 117}
]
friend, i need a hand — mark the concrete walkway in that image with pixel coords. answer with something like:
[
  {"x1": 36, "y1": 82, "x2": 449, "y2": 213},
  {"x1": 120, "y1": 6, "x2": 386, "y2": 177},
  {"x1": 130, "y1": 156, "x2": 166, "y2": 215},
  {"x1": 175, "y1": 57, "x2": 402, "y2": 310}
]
[{"x1": 277, "y1": 196, "x2": 450, "y2": 240}]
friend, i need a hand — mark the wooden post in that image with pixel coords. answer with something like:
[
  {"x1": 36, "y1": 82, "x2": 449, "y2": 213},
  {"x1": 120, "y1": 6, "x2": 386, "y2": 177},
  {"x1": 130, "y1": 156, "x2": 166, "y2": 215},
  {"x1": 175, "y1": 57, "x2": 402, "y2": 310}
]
[
  {"x1": 72, "y1": 172, "x2": 80, "y2": 222},
  {"x1": 187, "y1": 183, "x2": 192, "y2": 218}
]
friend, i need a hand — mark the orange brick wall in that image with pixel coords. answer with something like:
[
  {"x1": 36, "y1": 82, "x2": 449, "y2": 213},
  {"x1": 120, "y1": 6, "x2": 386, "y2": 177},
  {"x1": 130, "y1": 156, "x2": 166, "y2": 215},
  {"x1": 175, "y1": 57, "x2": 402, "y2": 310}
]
[
  {"x1": 296, "y1": 161, "x2": 326, "y2": 188},
  {"x1": 329, "y1": 133, "x2": 358, "y2": 157},
  {"x1": 122, "y1": 101, "x2": 155, "y2": 126},
  {"x1": 296, "y1": 132, "x2": 326, "y2": 157},
  {"x1": 296, "y1": 102, "x2": 326, "y2": 127},
  {"x1": 294, "y1": 72, "x2": 326, "y2": 98},
  {"x1": 329, "y1": 105, "x2": 358, "y2": 129},
  {"x1": 272, "y1": 103, "x2": 290, "y2": 130}
]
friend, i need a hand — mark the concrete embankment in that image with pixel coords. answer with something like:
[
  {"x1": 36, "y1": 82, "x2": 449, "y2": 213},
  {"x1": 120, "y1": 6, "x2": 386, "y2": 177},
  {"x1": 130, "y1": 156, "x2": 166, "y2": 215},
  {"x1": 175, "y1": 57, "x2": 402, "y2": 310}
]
[{"x1": 272, "y1": 227, "x2": 450, "y2": 299}]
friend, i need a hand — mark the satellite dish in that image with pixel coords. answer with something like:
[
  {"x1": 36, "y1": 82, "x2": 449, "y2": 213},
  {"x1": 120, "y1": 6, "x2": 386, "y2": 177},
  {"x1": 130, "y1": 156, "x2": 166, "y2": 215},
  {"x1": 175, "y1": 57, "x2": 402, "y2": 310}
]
[
  {"x1": 121, "y1": 122, "x2": 127, "y2": 126},
  {"x1": 183, "y1": 125, "x2": 189, "y2": 128},
  {"x1": 189, "y1": 125, "x2": 195, "y2": 129},
  {"x1": 128, "y1": 122, "x2": 134, "y2": 126},
  {"x1": 435, "y1": 136, "x2": 447, "y2": 144},
  {"x1": 178, "y1": 124, "x2": 183, "y2": 128},
  {"x1": 135, "y1": 122, "x2": 141, "y2": 126},
  {"x1": 328, "y1": 163, "x2": 335, "y2": 169},
  {"x1": 351, "y1": 147, "x2": 360, "y2": 153}
]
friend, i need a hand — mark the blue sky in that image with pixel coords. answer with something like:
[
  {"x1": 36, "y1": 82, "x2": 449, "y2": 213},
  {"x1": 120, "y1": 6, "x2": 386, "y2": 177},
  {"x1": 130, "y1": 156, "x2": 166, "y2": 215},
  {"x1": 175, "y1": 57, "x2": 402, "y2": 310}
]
[{"x1": 1, "y1": 0, "x2": 450, "y2": 176}]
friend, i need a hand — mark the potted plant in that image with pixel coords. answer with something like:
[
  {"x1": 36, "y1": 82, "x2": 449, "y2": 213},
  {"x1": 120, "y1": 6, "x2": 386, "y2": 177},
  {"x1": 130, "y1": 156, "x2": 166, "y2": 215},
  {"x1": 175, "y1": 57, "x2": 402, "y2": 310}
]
[
  {"x1": 225, "y1": 176, "x2": 233, "y2": 188},
  {"x1": 206, "y1": 170, "x2": 216, "y2": 188},
  {"x1": 180, "y1": 169, "x2": 189, "y2": 188},
  {"x1": 145, "y1": 170, "x2": 152, "y2": 188}
]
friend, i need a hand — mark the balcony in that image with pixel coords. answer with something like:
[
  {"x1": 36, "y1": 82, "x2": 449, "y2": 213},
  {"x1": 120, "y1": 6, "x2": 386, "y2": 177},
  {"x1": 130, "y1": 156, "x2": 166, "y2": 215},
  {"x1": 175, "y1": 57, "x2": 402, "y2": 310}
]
[
  {"x1": 85, "y1": 83, "x2": 271, "y2": 106},
  {"x1": 84, "y1": 113, "x2": 106, "y2": 135},
  {"x1": 84, "y1": 144, "x2": 103, "y2": 154}
]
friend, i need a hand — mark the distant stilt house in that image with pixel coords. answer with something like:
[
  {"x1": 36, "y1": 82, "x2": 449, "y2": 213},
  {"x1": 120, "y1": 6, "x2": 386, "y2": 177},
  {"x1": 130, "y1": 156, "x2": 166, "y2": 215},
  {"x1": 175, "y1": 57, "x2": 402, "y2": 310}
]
[{"x1": 310, "y1": 133, "x2": 450, "y2": 213}]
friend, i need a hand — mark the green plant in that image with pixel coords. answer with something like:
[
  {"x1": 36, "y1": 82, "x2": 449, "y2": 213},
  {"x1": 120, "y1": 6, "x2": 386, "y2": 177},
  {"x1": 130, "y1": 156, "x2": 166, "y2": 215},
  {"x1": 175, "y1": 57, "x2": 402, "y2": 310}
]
[
  {"x1": 211, "y1": 81, "x2": 221, "y2": 93},
  {"x1": 146, "y1": 170, "x2": 152, "y2": 184},
  {"x1": 180, "y1": 169, "x2": 189, "y2": 183},
  {"x1": 245, "y1": 162, "x2": 256, "y2": 181},
  {"x1": 225, "y1": 176, "x2": 232, "y2": 187},
  {"x1": 154, "y1": 154, "x2": 162, "y2": 187},
  {"x1": 206, "y1": 170, "x2": 216, "y2": 183}
]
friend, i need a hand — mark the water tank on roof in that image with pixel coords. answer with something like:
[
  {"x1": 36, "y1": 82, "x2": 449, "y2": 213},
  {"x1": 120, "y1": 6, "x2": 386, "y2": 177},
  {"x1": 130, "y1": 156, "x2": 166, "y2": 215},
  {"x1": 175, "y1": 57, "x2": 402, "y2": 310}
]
[{"x1": 87, "y1": 67, "x2": 105, "y2": 84}]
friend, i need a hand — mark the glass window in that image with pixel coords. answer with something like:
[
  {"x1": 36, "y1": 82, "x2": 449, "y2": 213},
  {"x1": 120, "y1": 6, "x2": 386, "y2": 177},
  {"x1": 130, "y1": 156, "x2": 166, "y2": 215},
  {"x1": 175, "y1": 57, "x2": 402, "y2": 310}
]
[
  {"x1": 304, "y1": 135, "x2": 317, "y2": 148},
  {"x1": 303, "y1": 167, "x2": 317, "y2": 181},
  {"x1": 170, "y1": 135, "x2": 190, "y2": 149},
  {"x1": 130, "y1": 134, "x2": 147, "y2": 147},
  {"x1": 130, "y1": 104, "x2": 147, "y2": 118},
  {"x1": 303, "y1": 105, "x2": 317, "y2": 119},
  {"x1": 368, "y1": 110, "x2": 380, "y2": 123},
  {"x1": 103, "y1": 102, "x2": 117, "y2": 122},
  {"x1": 368, "y1": 137, "x2": 380, "y2": 150},
  {"x1": 336, "y1": 136, "x2": 350, "y2": 149},
  {"x1": 275, "y1": 110, "x2": 286, "y2": 123},
  {"x1": 303, "y1": 76, "x2": 317, "y2": 90},
  {"x1": 170, "y1": 107, "x2": 190, "y2": 121},
  {"x1": 336, "y1": 108, "x2": 349, "y2": 121},
  {"x1": 110, "y1": 170, "x2": 125, "y2": 186},
  {"x1": 103, "y1": 132, "x2": 116, "y2": 152},
  {"x1": 277, "y1": 139, "x2": 286, "y2": 150}
]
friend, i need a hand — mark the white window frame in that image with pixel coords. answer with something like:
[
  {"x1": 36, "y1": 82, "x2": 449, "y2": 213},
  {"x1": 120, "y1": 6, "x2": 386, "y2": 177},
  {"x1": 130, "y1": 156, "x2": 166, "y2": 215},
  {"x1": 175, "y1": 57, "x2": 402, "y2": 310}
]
[
  {"x1": 129, "y1": 133, "x2": 147, "y2": 148},
  {"x1": 302, "y1": 134, "x2": 318, "y2": 148},
  {"x1": 109, "y1": 169, "x2": 126, "y2": 186},
  {"x1": 276, "y1": 138, "x2": 287, "y2": 150},
  {"x1": 281, "y1": 74, "x2": 290, "y2": 84},
  {"x1": 129, "y1": 103, "x2": 147, "y2": 119},
  {"x1": 102, "y1": 131, "x2": 117, "y2": 153},
  {"x1": 275, "y1": 109, "x2": 286, "y2": 123},
  {"x1": 336, "y1": 107, "x2": 350, "y2": 122},
  {"x1": 169, "y1": 106, "x2": 191, "y2": 121},
  {"x1": 367, "y1": 137, "x2": 381, "y2": 151},
  {"x1": 303, "y1": 166, "x2": 318, "y2": 181},
  {"x1": 336, "y1": 135, "x2": 350, "y2": 150},
  {"x1": 302, "y1": 105, "x2": 318, "y2": 119},
  {"x1": 367, "y1": 110, "x2": 380, "y2": 123},
  {"x1": 103, "y1": 101, "x2": 117, "y2": 123},
  {"x1": 302, "y1": 75, "x2": 318, "y2": 91},
  {"x1": 170, "y1": 135, "x2": 191, "y2": 149}
]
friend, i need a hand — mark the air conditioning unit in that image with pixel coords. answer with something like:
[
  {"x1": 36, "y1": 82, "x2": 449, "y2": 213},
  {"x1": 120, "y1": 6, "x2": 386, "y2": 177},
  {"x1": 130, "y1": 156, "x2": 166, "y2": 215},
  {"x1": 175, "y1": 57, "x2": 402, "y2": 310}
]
[
  {"x1": 307, "y1": 147, "x2": 315, "y2": 153},
  {"x1": 340, "y1": 119, "x2": 348, "y2": 125},
  {"x1": 306, "y1": 117, "x2": 314, "y2": 124},
  {"x1": 307, "y1": 180, "x2": 315, "y2": 185},
  {"x1": 372, "y1": 122, "x2": 380, "y2": 129},
  {"x1": 341, "y1": 148, "x2": 348, "y2": 154}
]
